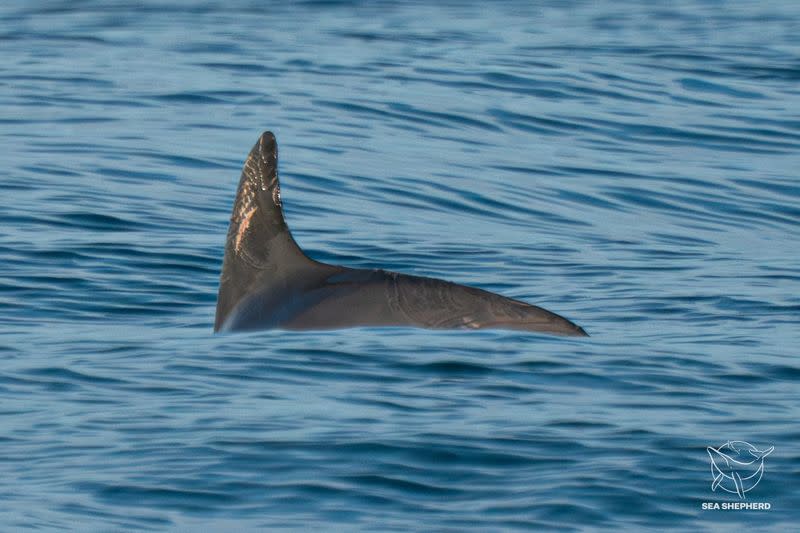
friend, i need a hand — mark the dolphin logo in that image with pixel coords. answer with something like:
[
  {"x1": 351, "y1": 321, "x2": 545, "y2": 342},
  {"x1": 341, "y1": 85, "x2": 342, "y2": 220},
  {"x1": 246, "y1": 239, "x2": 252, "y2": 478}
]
[{"x1": 707, "y1": 441, "x2": 773, "y2": 499}]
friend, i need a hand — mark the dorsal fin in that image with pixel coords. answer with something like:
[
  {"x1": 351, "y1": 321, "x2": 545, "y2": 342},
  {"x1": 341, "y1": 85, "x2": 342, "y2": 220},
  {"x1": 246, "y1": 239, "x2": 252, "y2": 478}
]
[{"x1": 214, "y1": 131, "x2": 312, "y2": 331}]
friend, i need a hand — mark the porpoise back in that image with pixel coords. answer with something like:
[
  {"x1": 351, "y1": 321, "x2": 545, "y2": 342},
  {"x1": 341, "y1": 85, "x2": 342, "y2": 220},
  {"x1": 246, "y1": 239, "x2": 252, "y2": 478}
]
[{"x1": 215, "y1": 131, "x2": 587, "y2": 336}]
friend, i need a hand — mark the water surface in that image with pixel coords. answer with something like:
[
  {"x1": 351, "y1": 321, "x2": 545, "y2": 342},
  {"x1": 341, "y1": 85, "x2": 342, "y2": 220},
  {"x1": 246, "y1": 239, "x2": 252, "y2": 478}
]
[{"x1": 1, "y1": 1, "x2": 799, "y2": 530}]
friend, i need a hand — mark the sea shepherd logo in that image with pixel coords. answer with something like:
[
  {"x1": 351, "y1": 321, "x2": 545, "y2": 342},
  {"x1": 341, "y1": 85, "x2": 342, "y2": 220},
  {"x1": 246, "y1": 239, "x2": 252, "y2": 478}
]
[{"x1": 701, "y1": 441, "x2": 773, "y2": 510}]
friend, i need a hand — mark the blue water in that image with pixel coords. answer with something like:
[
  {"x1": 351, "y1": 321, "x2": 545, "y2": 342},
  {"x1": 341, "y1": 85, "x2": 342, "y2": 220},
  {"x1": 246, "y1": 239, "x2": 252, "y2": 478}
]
[{"x1": 2, "y1": 1, "x2": 799, "y2": 530}]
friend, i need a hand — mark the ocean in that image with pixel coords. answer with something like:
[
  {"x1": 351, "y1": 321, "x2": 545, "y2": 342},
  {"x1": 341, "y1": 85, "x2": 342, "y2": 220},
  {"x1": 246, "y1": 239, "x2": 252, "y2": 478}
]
[{"x1": 1, "y1": 1, "x2": 798, "y2": 530}]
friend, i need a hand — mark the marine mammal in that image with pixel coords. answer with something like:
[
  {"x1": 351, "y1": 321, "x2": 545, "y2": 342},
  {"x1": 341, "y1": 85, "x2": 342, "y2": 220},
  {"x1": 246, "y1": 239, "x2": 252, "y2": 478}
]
[{"x1": 214, "y1": 131, "x2": 587, "y2": 336}]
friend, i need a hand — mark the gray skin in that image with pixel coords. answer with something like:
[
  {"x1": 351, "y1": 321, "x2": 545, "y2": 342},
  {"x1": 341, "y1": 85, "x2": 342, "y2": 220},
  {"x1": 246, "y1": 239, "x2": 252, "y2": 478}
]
[{"x1": 214, "y1": 131, "x2": 588, "y2": 336}]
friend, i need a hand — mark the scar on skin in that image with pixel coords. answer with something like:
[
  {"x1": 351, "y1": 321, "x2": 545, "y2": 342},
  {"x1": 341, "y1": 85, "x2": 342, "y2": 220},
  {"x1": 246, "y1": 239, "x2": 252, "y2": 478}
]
[{"x1": 234, "y1": 206, "x2": 256, "y2": 253}]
